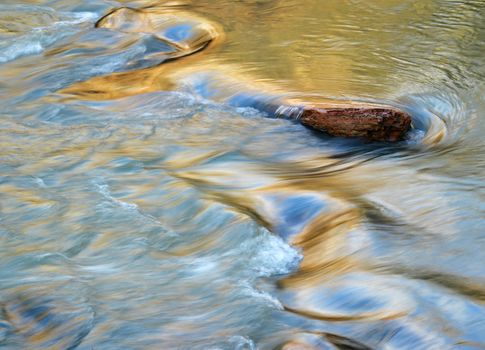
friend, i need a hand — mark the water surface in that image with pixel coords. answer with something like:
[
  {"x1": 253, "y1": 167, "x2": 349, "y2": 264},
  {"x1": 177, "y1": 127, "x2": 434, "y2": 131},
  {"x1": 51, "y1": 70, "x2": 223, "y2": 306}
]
[{"x1": 1, "y1": 0, "x2": 484, "y2": 349}]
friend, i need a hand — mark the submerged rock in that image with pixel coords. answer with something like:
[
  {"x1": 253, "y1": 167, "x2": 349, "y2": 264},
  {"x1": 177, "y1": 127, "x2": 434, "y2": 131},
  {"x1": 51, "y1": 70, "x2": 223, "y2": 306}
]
[{"x1": 95, "y1": 7, "x2": 221, "y2": 66}]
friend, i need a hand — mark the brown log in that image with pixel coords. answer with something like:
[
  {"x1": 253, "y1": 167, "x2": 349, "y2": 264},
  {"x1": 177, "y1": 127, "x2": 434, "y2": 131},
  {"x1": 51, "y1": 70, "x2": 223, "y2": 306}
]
[
  {"x1": 298, "y1": 106, "x2": 412, "y2": 142},
  {"x1": 228, "y1": 94, "x2": 412, "y2": 142}
]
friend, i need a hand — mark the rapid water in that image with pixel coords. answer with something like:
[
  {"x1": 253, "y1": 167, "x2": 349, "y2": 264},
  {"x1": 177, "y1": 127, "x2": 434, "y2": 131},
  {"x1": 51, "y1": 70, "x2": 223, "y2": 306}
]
[{"x1": 0, "y1": 1, "x2": 484, "y2": 349}]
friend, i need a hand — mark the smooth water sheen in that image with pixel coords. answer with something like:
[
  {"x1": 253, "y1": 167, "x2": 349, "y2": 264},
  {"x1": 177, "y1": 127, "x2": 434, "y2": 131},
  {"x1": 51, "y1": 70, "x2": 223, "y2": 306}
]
[{"x1": 1, "y1": 1, "x2": 484, "y2": 349}]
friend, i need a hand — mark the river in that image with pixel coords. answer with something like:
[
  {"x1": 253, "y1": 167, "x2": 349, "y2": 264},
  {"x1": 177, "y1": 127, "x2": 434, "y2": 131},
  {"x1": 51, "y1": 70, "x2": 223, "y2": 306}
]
[{"x1": 0, "y1": 0, "x2": 484, "y2": 349}]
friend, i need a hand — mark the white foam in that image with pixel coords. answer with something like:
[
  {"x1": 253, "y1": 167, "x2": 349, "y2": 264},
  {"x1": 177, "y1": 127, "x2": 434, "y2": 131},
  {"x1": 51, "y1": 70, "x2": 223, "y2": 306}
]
[
  {"x1": 0, "y1": 41, "x2": 43, "y2": 63},
  {"x1": 34, "y1": 176, "x2": 46, "y2": 187},
  {"x1": 188, "y1": 256, "x2": 219, "y2": 275},
  {"x1": 0, "y1": 10, "x2": 97, "y2": 64},
  {"x1": 239, "y1": 282, "x2": 284, "y2": 310},
  {"x1": 247, "y1": 230, "x2": 302, "y2": 277},
  {"x1": 92, "y1": 178, "x2": 177, "y2": 236},
  {"x1": 229, "y1": 336, "x2": 257, "y2": 350},
  {"x1": 81, "y1": 263, "x2": 119, "y2": 274},
  {"x1": 94, "y1": 181, "x2": 139, "y2": 211}
]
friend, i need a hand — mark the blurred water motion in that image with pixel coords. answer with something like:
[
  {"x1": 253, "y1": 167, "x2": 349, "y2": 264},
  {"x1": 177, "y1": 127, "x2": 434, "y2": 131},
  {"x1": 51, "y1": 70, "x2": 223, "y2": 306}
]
[{"x1": 1, "y1": 0, "x2": 485, "y2": 349}]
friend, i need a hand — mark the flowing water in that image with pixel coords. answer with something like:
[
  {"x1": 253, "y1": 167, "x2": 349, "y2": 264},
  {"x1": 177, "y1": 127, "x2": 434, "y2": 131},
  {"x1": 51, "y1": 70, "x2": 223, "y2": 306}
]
[{"x1": 1, "y1": 0, "x2": 484, "y2": 349}]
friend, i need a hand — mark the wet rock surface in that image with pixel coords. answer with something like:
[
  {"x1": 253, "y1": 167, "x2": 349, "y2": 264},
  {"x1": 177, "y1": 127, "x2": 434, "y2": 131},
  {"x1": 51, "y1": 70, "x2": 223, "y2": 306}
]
[
  {"x1": 95, "y1": 7, "x2": 220, "y2": 69},
  {"x1": 299, "y1": 106, "x2": 412, "y2": 141},
  {"x1": 224, "y1": 91, "x2": 412, "y2": 141}
]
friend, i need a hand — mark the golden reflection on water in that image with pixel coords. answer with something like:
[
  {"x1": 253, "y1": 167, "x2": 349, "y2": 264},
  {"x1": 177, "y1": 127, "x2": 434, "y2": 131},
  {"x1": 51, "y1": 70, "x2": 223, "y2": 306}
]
[{"x1": 1, "y1": 0, "x2": 485, "y2": 349}]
